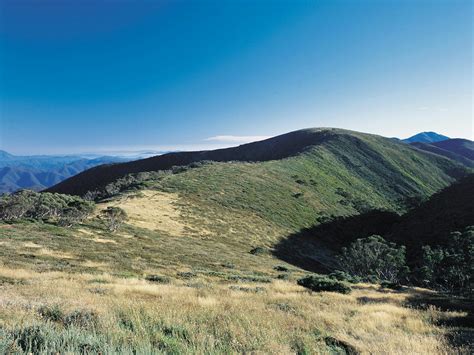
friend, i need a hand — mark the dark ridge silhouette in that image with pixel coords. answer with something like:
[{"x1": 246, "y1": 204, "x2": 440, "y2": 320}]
[
  {"x1": 433, "y1": 138, "x2": 474, "y2": 160},
  {"x1": 46, "y1": 127, "x2": 470, "y2": 196},
  {"x1": 45, "y1": 128, "x2": 358, "y2": 196},
  {"x1": 411, "y1": 138, "x2": 474, "y2": 168}
]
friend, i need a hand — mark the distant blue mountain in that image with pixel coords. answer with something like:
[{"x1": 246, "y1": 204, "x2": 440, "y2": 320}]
[
  {"x1": 402, "y1": 132, "x2": 449, "y2": 143},
  {"x1": 0, "y1": 150, "x2": 15, "y2": 160},
  {"x1": 0, "y1": 151, "x2": 132, "y2": 194}
]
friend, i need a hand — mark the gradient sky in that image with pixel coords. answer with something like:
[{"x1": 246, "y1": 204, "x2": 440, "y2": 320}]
[{"x1": 0, "y1": 0, "x2": 472, "y2": 155}]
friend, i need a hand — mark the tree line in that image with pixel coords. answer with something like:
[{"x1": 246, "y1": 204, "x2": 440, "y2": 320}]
[
  {"x1": 0, "y1": 190, "x2": 128, "y2": 232},
  {"x1": 337, "y1": 229, "x2": 473, "y2": 296}
]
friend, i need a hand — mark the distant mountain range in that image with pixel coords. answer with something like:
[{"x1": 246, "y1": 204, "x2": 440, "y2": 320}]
[{"x1": 0, "y1": 151, "x2": 131, "y2": 194}]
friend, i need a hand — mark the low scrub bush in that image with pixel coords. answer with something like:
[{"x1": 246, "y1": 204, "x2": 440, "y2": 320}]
[
  {"x1": 327, "y1": 270, "x2": 360, "y2": 284},
  {"x1": 145, "y1": 275, "x2": 171, "y2": 284},
  {"x1": 63, "y1": 309, "x2": 98, "y2": 328},
  {"x1": 38, "y1": 304, "x2": 64, "y2": 322},
  {"x1": 226, "y1": 274, "x2": 272, "y2": 283},
  {"x1": 10, "y1": 323, "x2": 107, "y2": 353},
  {"x1": 177, "y1": 271, "x2": 196, "y2": 279},
  {"x1": 380, "y1": 281, "x2": 403, "y2": 290},
  {"x1": 297, "y1": 275, "x2": 351, "y2": 294},
  {"x1": 249, "y1": 247, "x2": 267, "y2": 255}
]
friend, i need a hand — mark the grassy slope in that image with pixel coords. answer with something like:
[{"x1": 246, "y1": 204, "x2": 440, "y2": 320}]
[
  {"x1": 1, "y1": 130, "x2": 470, "y2": 276},
  {"x1": 157, "y1": 130, "x2": 467, "y2": 231}
]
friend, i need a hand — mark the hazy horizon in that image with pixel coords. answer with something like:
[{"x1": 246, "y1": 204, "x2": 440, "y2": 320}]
[
  {"x1": 0, "y1": 127, "x2": 462, "y2": 156},
  {"x1": 1, "y1": 0, "x2": 472, "y2": 155}
]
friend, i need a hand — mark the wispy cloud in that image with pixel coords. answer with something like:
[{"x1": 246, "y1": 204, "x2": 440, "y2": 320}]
[{"x1": 204, "y1": 135, "x2": 271, "y2": 143}]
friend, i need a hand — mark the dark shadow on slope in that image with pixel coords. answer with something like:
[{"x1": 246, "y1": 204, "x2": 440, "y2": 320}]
[
  {"x1": 404, "y1": 289, "x2": 474, "y2": 352},
  {"x1": 272, "y1": 210, "x2": 401, "y2": 273},
  {"x1": 273, "y1": 175, "x2": 474, "y2": 273}
]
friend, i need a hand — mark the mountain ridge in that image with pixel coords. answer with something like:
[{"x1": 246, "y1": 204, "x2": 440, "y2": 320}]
[
  {"x1": 402, "y1": 131, "x2": 450, "y2": 143},
  {"x1": 46, "y1": 128, "x2": 470, "y2": 197}
]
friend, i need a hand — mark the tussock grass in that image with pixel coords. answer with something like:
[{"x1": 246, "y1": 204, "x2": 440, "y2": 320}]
[{"x1": 0, "y1": 267, "x2": 466, "y2": 353}]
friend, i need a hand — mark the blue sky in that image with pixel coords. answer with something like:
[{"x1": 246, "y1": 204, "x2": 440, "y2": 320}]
[{"x1": 0, "y1": 0, "x2": 472, "y2": 155}]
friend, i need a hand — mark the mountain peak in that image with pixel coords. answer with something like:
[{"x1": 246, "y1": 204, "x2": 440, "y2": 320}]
[{"x1": 402, "y1": 132, "x2": 449, "y2": 143}]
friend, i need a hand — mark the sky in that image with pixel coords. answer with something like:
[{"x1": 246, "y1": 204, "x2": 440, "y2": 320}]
[{"x1": 0, "y1": 0, "x2": 472, "y2": 155}]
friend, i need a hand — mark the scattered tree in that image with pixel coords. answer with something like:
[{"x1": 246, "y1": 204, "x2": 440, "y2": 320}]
[
  {"x1": 101, "y1": 207, "x2": 127, "y2": 232},
  {"x1": 418, "y1": 227, "x2": 473, "y2": 295},
  {"x1": 0, "y1": 190, "x2": 94, "y2": 227},
  {"x1": 338, "y1": 235, "x2": 408, "y2": 283}
]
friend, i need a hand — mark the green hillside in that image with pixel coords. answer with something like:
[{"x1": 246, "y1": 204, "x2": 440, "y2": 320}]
[{"x1": 130, "y1": 129, "x2": 468, "y2": 239}]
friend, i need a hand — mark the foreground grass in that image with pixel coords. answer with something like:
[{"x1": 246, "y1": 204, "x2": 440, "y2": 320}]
[{"x1": 0, "y1": 267, "x2": 468, "y2": 354}]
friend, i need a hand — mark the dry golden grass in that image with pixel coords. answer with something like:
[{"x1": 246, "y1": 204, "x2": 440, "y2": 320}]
[
  {"x1": 101, "y1": 190, "x2": 186, "y2": 236},
  {"x1": 0, "y1": 266, "x2": 466, "y2": 354}
]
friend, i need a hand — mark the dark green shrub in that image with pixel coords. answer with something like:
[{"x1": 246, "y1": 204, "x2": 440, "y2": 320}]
[
  {"x1": 221, "y1": 262, "x2": 235, "y2": 269},
  {"x1": 177, "y1": 271, "x2": 196, "y2": 279},
  {"x1": 380, "y1": 281, "x2": 403, "y2": 290},
  {"x1": 274, "y1": 265, "x2": 290, "y2": 272},
  {"x1": 328, "y1": 270, "x2": 360, "y2": 284},
  {"x1": 297, "y1": 275, "x2": 351, "y2": 294},
  {"x1": 249, "y1": 247, "x2": 267, "y2": 255},
  {"x1": 38, "y1": 304, "x2": 64, "y2": 322},
  {"x1": 145, "y1": 275, "x2": 171, "y2": 284},
  {"x1": 63, "y1": 309, "x2": 98, "y2": 328},
  {"x1": 226, "y1": 274, "x2": 272, "y2": 283},
  {"x1": 12, "y1": 325, "x2": 47, "y2": 353}
]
